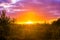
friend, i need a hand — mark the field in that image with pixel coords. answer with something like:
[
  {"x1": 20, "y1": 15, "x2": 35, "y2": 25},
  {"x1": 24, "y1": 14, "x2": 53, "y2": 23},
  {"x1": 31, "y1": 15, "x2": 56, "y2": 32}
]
[{"x1": 8, "y1": 23, "x2": 60, "y2": 40}]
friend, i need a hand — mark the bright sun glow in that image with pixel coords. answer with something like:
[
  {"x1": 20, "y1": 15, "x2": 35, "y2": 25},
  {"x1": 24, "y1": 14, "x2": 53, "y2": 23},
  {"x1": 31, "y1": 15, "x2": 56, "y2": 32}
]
[
  {"x1": 25, "y1": 21, "x2": 34, "y2": 24},
  {"x1": 16, "y1": 21, "x2": 34, "y2": 24},
  {"x1": 16, "y1": 21, "x2": 46, "y2": 24}
]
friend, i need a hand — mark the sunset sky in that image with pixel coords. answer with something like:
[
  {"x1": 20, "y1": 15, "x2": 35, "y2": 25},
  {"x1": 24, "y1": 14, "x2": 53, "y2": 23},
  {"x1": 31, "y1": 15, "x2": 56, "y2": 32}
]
[{"x1": 0, "y1": 0, "x2": 60, "y2": 23}]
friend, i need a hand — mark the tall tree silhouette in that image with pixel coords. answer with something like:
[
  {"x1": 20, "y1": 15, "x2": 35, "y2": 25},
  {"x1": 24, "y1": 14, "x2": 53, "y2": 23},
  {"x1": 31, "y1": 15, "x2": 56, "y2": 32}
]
[{"x1": 0, "y1": 10, "x2": 12, "y2": 40}]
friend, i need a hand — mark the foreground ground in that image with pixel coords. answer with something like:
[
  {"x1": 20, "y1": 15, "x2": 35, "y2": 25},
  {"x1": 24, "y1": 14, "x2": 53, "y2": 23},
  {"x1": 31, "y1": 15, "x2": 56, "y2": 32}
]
[{"x1": 7, "y1": 24, "x2": 60, "y2": 40}]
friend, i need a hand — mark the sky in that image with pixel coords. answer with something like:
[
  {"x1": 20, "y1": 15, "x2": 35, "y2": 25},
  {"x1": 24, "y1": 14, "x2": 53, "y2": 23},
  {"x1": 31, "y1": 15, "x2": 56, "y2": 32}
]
[{"x1": 0, "y1": 0, "x2": 60, "y2": 23}]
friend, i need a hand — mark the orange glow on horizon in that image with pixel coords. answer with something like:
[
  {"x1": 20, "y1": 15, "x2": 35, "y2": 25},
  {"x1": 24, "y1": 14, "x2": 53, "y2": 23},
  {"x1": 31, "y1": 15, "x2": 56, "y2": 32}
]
[
  {"x1": 16, "y1": 19, "x2": 58, "y2": 24},
  {"x1": 25, "y1": 21, "x2": 34, "y2": 24},
  {"x1": 15, "y1": 7, "x2": 58, "y2": 24},
  {"x1": 16, "y1": 8, "x2": 42, "y2": 23},
  {"x1": 16, "y1": 21, "x2": 34, "y2": 24},
  {"x1": 15, "y1": 21, "x2": 46, "y2": 24}
]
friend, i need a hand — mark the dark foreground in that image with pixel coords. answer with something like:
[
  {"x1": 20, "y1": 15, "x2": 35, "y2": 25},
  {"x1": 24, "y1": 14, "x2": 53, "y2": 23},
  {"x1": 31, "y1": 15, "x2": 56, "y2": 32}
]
[{"x1": 3, "y1": 23, "x2": 59, "y2": 40}]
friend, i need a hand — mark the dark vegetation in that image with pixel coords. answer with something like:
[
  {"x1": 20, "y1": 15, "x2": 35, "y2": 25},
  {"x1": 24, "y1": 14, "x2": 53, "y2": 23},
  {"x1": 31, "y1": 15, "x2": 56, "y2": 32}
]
[{"x1": 0, "y1": 10, "x2": 60, "y2": 40}]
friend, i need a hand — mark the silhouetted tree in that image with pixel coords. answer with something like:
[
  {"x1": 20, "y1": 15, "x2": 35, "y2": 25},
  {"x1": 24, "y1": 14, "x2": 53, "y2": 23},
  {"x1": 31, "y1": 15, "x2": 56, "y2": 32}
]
[
  {"x1": 52, "y1": 18, "x2": 60, "y2": 26},
  {"x1": 0, "y1": 10, "x2": 13, "y2": 40}
]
